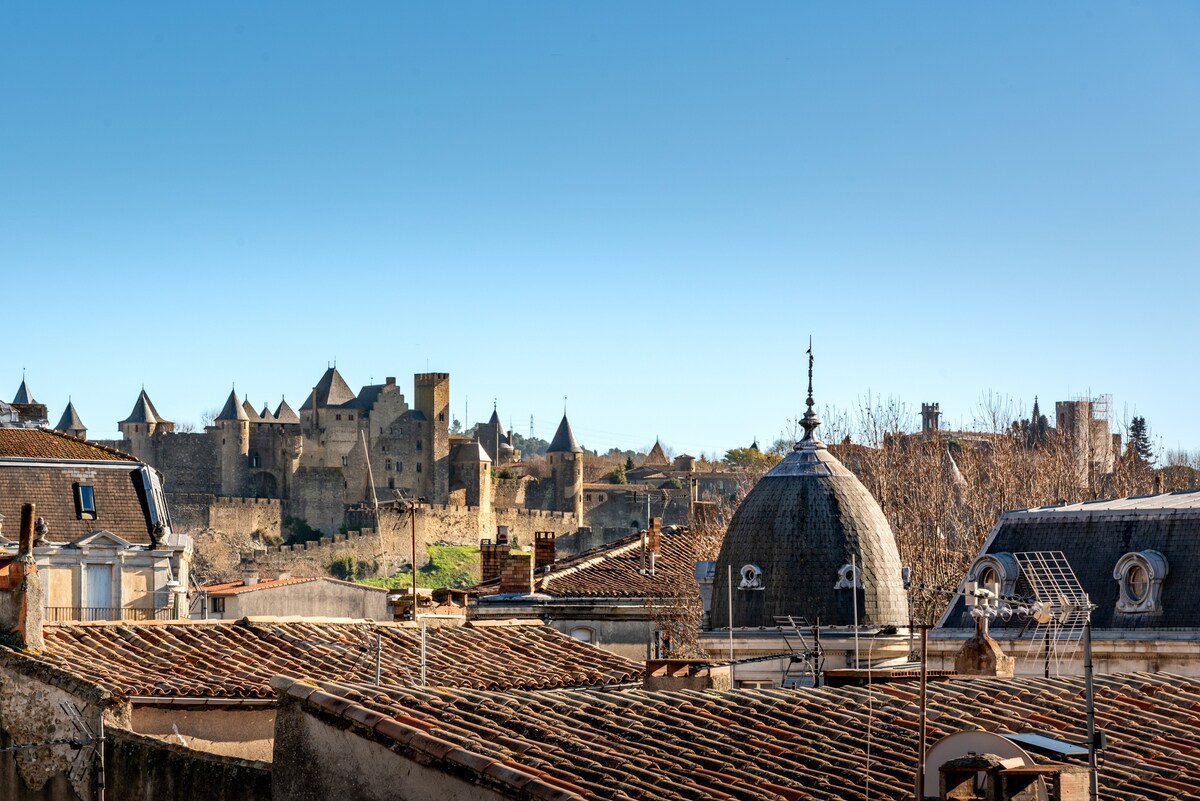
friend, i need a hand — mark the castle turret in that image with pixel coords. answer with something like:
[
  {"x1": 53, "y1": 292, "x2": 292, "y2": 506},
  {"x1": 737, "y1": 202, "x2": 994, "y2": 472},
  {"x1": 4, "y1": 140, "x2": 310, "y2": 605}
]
[
  {"x1": 215, "y1": 389, "x2": 250, "y2": 496},
  {"x1": 119, "y1": 389, "x2": 172, "y2": 461},
  {"x1": 414, "y1": 373, "x2": 450, "y2": 504},
  {"x1": 454, "y1": 440, "x2": 493, "y2": 514},
  {"x1": 9, "y1": 377, "x2": 48, "y2": 427},
  {"x1": 54, "y1": 401, "x2": 87, "y2": 440},
  {"x1": 546, "y1": 414, "x2": 583, "y2": 527}
]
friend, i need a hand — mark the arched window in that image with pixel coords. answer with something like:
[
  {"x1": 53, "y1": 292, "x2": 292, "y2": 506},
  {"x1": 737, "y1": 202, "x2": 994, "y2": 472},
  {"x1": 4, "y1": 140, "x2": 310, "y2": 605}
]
[
  {"x1": 1114, "y1": 550, "x2": 1168, "y2": 614},
  {"x1": 569, "y1": 626, "x2": 595, "y2": 644}
]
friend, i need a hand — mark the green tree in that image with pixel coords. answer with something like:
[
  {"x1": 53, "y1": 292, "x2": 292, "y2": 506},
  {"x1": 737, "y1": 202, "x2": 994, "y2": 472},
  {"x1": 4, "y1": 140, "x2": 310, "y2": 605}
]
[
  {"x1": 611, "y1": 464, "x2": 629, "y2": 484},
  {"x1": 1129, "y1": 416, "x2": 1154, "y2": 464},
  {"x1": 723, "y1": 447, "x2": 782, "y2": 474}
]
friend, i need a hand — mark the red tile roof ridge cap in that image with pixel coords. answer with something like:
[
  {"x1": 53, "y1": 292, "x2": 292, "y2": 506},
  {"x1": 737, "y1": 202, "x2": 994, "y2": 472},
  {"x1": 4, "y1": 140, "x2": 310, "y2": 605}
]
[
  {"x1": 295, "y1": 684, "x2": 583, "y2": 799},
  {"x1": 202, "y1": 577, "x2": 320, "y2": 595},
  {"x1": 45, "y1": 618, "x2": 234, "y2": 628},
  {"x1": 0, "y1": 427, "x2": 140, "y2": 462},
  {"x1": 465, "y1": 619, "x2": 546, "y2": 628},
  {"x1": 237, "y1": 615, "x2": 380, "y2": 625}
]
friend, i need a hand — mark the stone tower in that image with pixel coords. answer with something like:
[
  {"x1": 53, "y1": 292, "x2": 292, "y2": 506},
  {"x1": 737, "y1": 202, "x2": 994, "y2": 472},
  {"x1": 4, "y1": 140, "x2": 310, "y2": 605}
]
[
  {"x1": 54, "y1": 401, "x2": 88, "y2": 440},
  {"x1": 921, "y1": 402, "x2": 940, "y2": 434},
  {"x1": 215, "y1": 389, "x2": 250, "y2": 496},
  {"x1": 119, "y1": 390, "x2": 173, "y2": 462},
  {"x1": 455, "y1": 440, "x2": 493, "y2": 514},
  {"x1": 546, "y1": 414, "x2": 583, "y2": 528},
  {"x1": 414, "y1": 373, "x2": 450, "y2": 504}
]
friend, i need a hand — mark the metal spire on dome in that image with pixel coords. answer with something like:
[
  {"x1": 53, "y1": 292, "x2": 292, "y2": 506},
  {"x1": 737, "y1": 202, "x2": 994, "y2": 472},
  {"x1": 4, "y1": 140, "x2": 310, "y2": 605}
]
[{"x1": 797, "y1": 336, "x2": 824, "y2": 450}]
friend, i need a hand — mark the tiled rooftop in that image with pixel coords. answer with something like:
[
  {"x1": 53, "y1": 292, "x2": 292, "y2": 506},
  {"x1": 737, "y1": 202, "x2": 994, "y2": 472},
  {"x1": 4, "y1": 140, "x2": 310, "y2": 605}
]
[
  {"x1": 0, "y1": 427, "x2": 135, "y2": 461},
  {"x1": 3, "y1": 618, "x2": 642, "y2": 699},
  {"x1": 276, "y1": 671, "x2": 1200, "y2": 800},
  {"x1": 478, "y1": 527, "x2": 704, "y2": 599},
  {"x1": 202, "y1": 577, "x2": 320, "y2": 596}
]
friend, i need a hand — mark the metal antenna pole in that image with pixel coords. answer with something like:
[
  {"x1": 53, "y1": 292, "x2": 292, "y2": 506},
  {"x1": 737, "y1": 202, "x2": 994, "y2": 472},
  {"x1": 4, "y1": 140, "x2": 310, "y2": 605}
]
[
  {"x1": 1084, "y1": 607, "x2": 1099, "y2": 801},
  {"x1": 727, "y1": 565, "x2": 734, "y2": 663},
  {"x1": 420, "y1": 619, "x2": 428, "y2": 687},
  {"x1": 410, "y1": 503, "x2": 419, "y2": 621},
  {"x1": 917, "y1": 625, "x2": 928, "y2": 801},
  {"x1": 852, "y1": 554, "x2": 860, "y2": 667},
  {"x1": 375, "y1": 632, "x2": 382, "y2": 687}
]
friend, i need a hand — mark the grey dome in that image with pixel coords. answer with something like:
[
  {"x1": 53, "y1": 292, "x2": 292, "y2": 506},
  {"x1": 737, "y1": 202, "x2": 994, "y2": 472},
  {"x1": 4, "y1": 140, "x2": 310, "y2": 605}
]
[{"x1": 711, "y1": 363, "x2": 907, "y2": 628}]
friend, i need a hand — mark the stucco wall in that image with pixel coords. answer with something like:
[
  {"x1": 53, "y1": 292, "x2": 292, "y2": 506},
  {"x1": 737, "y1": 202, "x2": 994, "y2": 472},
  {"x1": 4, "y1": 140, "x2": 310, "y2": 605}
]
[
  {"x1": 106, "y1": 727, "x2": 271, "y2": 801},
  {"x1": 0, "y1": 660, "x2": 123, "y2": 801},
  {"x1": 273, "y1": 695, "x2": 511, "y2": 801},
  {"x1": 131, "y1": 707, "x2": 275, "y2": 761},
  {"x1": 225, "y1": 580, "x2": 389, "y2": 621}
]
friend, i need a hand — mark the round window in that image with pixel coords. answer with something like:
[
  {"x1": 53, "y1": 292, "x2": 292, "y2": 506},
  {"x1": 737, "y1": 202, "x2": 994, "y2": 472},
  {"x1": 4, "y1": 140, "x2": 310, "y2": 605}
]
[{"x1": 1126, "y1": 563, "x2": 1149, "y2": 603}]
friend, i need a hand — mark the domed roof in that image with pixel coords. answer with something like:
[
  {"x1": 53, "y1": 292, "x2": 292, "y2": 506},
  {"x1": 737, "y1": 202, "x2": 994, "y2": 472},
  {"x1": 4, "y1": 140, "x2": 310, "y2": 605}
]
[{"x1": 711, "y1": 353, "x2": 907, "y2": 628}]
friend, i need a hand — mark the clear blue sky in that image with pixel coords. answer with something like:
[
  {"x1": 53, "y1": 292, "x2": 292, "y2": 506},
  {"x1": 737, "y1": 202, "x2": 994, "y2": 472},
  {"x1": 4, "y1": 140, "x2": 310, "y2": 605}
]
[{"x1": 3, "y1": 3, "x2": 1198, "y2": 457}]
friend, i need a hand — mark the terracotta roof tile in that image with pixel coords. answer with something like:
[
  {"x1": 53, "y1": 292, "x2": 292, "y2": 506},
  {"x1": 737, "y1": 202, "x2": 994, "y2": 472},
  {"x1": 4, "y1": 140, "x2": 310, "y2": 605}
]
[
  {"x1": 2, "y1": 618, "x2": 642, "y2": 699},
  {"x1": 285, "y1": 671, "x2": 1200, "y2": 800},
  {"x1": 478, "y1": 527, "x2": 705, "y2": 600},
  {"x1": 0, "y1": 427, "x2": 135, "y2": 461}
]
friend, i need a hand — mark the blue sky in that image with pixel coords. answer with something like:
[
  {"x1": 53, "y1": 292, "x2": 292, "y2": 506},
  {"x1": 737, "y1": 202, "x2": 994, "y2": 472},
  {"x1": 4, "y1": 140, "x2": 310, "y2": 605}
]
[{"x1": 3, "y1": 3, "x2": 1198, "y2": 457}]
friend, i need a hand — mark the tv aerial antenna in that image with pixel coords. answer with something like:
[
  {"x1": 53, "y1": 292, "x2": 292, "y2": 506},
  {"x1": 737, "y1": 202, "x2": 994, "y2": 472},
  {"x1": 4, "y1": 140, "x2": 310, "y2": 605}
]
[{"x1": 1013, "y1": 551, "x2": 1092, "y2": 676}]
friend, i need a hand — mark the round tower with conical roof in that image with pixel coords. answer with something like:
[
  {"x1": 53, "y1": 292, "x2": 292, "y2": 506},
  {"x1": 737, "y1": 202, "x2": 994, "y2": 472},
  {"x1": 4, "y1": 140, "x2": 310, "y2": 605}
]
[
  {"x1": 546, "y1": 414, "x2": 583, "y2": 527},
  {"x1": 711, "y1": 348, "x2": 907, "y2": 629},
  {"x1": 215, "y1": 389, "x2": 250, "y2": 495}
]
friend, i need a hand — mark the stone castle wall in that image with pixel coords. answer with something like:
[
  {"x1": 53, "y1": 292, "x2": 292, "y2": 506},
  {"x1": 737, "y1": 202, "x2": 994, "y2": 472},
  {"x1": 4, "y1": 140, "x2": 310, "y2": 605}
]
[
  {"x1": 168, "y1": 493, "x2": 282, "y2": 537},
  {"x1": 491, "y1": 476, "x2": 528, "y2": 510}
]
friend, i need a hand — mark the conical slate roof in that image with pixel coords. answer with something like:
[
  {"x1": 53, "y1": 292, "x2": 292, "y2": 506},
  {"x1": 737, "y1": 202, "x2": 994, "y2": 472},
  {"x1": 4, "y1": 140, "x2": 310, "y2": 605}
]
[
  {"x1": 711, "y1": 359, "x2": 906, "y2": 628},
  {"x1": 259, "y1": 404, "x2": 274, "y2": 421},
  {"x1": 242, "y1": 399, "x2": 261, "y2": 422},
  {"x1": 122, "y1": 390, "x2": 165, "y2": 425},
  {"x1": 274, "y1": 398, "x2": 300, "y2": 424},
  {"x1": 12, "y1": 378, "x2": 34, "y2": 404},
  {"x1": 312, "y1": 367, "x2": 356, "y2": 408},
  {"x1": 55, "y1": 401, "x2": 86, "y2": 433},
  {"x1": 488, "y1": 409, "x2": 507, "y2": 439},
  {"x1": 547, "y1": 415, "x2": 582, "y2": 454},
  {"x1": 645, "y1": 439, "x2": 670, "y2": 467},
  {"x1": 216, "y1": 390, "x2": 249, "y2": 422}
]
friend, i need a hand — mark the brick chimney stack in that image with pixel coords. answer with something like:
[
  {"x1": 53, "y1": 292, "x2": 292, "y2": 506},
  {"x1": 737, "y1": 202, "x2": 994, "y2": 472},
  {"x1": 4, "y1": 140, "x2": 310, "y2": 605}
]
[
  {"x1": 498, "y1": 551, "x2": 535, "y2": 595},
  {"x1": 534, "y1": 532, "x2": 556, "y2": 571},
  {"x1": 0, "y1": 504, "x2": 45, "y2": 651},
  {"x1": 479, "y1": 534, "x2": 511, "y2": 583},
  {"x1": 647, "y1": 518, "x2": 662, "y2": 555}
]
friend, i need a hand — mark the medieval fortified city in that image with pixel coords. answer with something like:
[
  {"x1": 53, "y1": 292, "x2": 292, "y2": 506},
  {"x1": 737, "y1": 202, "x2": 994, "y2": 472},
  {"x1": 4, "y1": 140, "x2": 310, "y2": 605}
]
[{"x1": 4, "y1": 4, "x2": 1199, "y2": 801}]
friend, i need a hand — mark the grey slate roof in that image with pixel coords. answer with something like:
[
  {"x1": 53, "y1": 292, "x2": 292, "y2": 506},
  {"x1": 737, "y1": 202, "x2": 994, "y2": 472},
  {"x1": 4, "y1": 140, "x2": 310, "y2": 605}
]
[
  {"x1": 940, "y1": 489, "x2": 1200, "y2": 630},
  {"x1": 454, "y1": 440, "x2": 492, "y2": 463},
  {"x1": 546, "y1": 414, "x2": 582, "y2": 453},
  {"x1": 312, "y1": 367, "x2": 356, "y2": 408},
  {"x1": 12, "y1": 379, "x2": 34, "y2": 405},
  {"x1": 488, "y1": 409, "x2": 507, "y2": 438},
  {"x1": 54, "y1": 401, "x2": 86, "y2": 433},
  {"x1": 121, "y1": 390, "x2": 165, "y2": 425},
  {"x1": 259, "y1": 404, "x2": 274, "y2": 420},
  {"x1": 242, "y1": 399, "x2": 261, "y2": 422},
  {"x1": 216, "y1": 390, "x2": 248, "y2": 422},
  {"x1": 711, "y1": 423, "x2": 908, "y2": 628},
  {"x1": 273, "y1": 398, "x2": 300, "y2": 424}
]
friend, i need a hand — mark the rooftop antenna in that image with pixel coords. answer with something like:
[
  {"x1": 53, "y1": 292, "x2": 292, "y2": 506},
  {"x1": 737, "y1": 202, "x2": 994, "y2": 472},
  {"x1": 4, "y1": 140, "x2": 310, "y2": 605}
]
[{"x1": 1011, "y1": 550, "x2": 1100, "y2": 800}]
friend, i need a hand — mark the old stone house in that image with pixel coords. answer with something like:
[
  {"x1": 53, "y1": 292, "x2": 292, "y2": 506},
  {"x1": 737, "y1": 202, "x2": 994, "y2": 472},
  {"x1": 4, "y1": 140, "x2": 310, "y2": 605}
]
[
  {"x1": 471, "y1": 520, "x2": 705, "y2": 661},
  {"x1": 932, "y1": 489, "x2": 1200, "y2": 677},
  {"x1": 0, "y1": 428, "x2": 190, "y2": 621}
]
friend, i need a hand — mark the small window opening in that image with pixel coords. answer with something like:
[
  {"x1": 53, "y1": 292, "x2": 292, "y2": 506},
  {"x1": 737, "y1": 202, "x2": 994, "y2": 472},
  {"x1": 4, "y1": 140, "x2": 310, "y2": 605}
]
[{"x1": 74, "y1": 483, "x2": 97, "y2": 520}]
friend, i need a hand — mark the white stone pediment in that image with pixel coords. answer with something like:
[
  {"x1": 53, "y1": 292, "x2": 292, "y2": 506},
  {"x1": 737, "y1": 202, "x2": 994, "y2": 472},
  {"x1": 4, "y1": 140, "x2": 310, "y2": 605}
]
[{"x1": 73, "y1": 529, "x2": 136, "y2": 549}]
